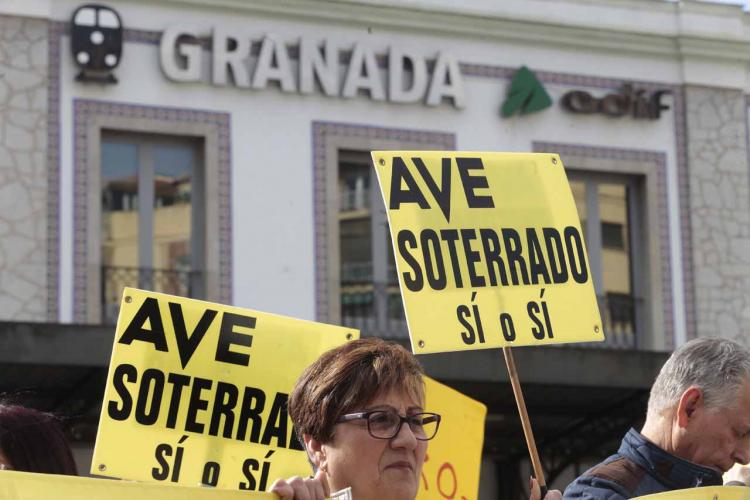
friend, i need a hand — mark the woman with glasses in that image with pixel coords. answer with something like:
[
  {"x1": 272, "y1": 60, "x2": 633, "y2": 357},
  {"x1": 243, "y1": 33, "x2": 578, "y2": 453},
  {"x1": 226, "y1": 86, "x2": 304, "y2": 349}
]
[{"x1": 270, "y1": 338, "x2": 560, "y2": 500}]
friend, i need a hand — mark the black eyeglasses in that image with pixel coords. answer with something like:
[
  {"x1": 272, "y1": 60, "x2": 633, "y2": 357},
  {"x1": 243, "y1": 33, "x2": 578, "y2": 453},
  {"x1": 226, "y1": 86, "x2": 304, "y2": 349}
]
[{"x1": 337, "y1": 409, "x2": 441, "y2": 440}]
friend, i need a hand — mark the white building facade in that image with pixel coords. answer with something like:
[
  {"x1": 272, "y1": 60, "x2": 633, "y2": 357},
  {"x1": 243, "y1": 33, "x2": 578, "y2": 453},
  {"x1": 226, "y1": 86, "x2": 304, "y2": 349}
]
[{"x1": 2, "y1": 0, "x2": 750, "y2": 497}]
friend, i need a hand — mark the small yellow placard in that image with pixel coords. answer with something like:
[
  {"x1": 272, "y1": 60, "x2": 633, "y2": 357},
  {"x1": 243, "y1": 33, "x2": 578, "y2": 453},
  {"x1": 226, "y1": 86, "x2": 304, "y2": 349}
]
[
  {"x1": 92, "y1": 288, "x2": 358, "y2": 491},
  {"x1": 636, "y1": 487, "x2": 750, "y2": 499},
  {"x1": 418, "y1": 377, "x2": 486, "y2": 500},
  {"x1": 372, "y1": 151, "x2": 603, "y2": 354},
  {"x1": 0, "y1": 471, "x2": 275, "y2": 500}
]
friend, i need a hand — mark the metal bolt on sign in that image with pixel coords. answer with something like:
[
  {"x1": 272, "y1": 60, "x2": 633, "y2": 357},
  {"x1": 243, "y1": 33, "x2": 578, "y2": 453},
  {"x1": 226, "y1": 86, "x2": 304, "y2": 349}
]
[
  {"x1": 98, "y1": 464, "x2": 106, "y2": 472},
  {"x1": 124, "y1": 296, "x2": 132, "y2": 303}
]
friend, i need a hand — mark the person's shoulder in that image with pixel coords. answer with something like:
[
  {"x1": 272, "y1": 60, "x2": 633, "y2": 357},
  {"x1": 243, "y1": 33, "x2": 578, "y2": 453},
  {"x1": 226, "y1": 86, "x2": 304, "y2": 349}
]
[
  {"x1": 563, "y1": 455, "x2": 643, "y2": 500},
  {"x1": 581, "y1": 455, "x2": 646, "y2": 492}
]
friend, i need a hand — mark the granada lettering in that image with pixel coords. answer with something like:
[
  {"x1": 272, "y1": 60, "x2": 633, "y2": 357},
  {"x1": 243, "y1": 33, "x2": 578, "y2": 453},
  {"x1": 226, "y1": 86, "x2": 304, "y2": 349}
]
[{"x1": 160, "y1": 27, "x2": 465, "y2": 108}]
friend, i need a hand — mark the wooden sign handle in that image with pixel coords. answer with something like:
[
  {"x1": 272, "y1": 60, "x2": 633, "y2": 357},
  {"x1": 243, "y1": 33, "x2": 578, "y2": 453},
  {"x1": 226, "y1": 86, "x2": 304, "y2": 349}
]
[{"x1": 502, "y1": 346, "x2": 547, "y2": 496}]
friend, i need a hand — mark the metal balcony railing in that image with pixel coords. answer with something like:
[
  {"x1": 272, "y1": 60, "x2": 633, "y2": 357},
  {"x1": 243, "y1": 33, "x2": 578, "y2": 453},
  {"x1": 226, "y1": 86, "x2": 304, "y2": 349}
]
[
  {"x1": 341, "y1": 262, "x2": 374, "y2": 284},
  {"x1": 596, "y1": 292, "x2": 640, "y2": 349},
  {"x1": 341, "y1": 285, "x2": 410, "y2": 339},
  {"x1": 339, "y1": 182, "x2": 369, "y2": 212},
  {"x1": 101, "y1": 266, "x2": 204, "y2": 324}
]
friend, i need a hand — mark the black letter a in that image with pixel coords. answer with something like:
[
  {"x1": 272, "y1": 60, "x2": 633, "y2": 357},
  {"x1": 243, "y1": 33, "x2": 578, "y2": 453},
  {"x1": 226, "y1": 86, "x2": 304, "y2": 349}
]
[
  {"x1": 389, "y1": 157, "x2": 430, "y2": 210},
  {"x1": 118, "y1": 297, "x2": 168, "y2": 352}
]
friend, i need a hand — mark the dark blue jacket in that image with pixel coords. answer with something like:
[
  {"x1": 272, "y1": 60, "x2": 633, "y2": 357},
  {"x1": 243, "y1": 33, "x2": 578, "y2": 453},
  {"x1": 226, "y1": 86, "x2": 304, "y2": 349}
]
[{"x1": 563, "y1": 428, "x2": 723, "y2": 499}]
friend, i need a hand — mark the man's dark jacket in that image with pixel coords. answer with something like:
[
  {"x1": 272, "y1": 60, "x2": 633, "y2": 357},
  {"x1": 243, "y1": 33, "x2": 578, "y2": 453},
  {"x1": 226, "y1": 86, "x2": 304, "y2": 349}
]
[{"x1": 563, "y1": 428, "x2": 723, "y2": 499}]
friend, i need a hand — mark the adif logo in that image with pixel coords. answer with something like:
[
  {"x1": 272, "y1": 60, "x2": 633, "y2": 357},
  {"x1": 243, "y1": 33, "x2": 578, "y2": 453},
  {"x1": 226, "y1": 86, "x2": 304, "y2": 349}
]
[
  {"x1": 501, "y1": 66, "x2": 552, "y2": 117},
  {"x1": 71, "y1": 4, "x2": 123, "y2": 83}
]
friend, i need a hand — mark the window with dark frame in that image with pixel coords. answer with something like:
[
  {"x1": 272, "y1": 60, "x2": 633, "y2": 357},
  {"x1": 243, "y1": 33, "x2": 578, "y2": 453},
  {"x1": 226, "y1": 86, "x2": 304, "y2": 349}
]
[
  {"x1": 100, "y1": 131, "x2": 206, "y2": 323},
  {"x1": 337, "y1": 149, "x2": 408, "y2": 338},
  {"x1": 569, "y1": 173, "x2": 642, "y2": 348}
]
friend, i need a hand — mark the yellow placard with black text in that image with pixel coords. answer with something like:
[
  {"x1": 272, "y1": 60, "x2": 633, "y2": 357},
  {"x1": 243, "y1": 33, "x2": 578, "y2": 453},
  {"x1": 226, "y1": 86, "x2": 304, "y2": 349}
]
[
  {"x1": 92, "y1": 288, "x2": 359, "y2": 491},
  {"x1": 635, "y1": 487, "x2": 750, "y2": 499},
  {"x1": 0, "y1": 470, "x2": 276, "y2": 500},
  {"x1": 418, "y1": 377, "x2": 486, "y2": 500},
  {"x1": 371, "y1": 151, "x2": 603, "y2": 354}
]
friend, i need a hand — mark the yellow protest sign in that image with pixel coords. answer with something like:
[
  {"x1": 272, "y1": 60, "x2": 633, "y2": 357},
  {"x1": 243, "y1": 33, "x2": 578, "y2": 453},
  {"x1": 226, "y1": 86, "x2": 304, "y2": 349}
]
[
  {"x1": 635, "y1": 487, "x2": 750, "y2": 499},
  {"x1": 371, "y1": 151, "x2": 603, "y2": 354},
  {"x1": 92, "y1": 288, "x2": 359, "y2": 491},
  {"x1": 418, "y1": 377, "x2": 486, "y2": 500},
  {"x1": 0, "y1": 470, "x2": 275, "y2": 500}
]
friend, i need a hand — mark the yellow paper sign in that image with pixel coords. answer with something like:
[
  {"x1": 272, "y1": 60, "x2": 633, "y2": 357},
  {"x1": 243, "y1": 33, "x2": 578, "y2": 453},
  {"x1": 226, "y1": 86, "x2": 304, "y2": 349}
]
[
  {"x1": 0, "y1": 471, "x2": 275, "y2": 500},
  {"x1": 372, "y1": 151, "x2": 603, "y2": 354},
  {"x1": 92, "y1": 288, "x2": 359, "y2": 491},
  {"x1": 635, "y1": 486, "x2": 750, "y2": 499},
  {"x1": 418, "y1": 377, "x2": 486, "y2": 500}
]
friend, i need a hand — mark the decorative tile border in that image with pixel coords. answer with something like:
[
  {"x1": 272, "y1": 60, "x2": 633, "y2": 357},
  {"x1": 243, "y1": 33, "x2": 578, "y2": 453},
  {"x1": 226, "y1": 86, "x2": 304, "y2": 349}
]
[
  {"x1": 47, "y1": 20, "x2": 62, "y2": 321},
  {"x1": 312, "y1": 122, "x2": 455, "y2": 322},
  {"x1": 533, "y1": 142, "x2": 674, "y2": 349},
  {"x1": 72, "y1": 99, "x2": 232, "y2": 322}
]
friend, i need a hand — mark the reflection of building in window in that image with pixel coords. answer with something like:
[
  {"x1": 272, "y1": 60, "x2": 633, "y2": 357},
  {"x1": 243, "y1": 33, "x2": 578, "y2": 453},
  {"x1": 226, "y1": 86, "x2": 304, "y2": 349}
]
[
  {"x1": 601, "y1": 222, "x2": 624, "y2": 249},
  {"x1": 339, "y1": 156, "x2": 370, "y2": 212},
  {"x1": 100, "y1": 132, "x2": 204, "y2": 323},
  {"x1": 569, "y1": 175, "x2": 641, "y2": 347},
  {"x1": 102, "y1": 176, "x2": 138, "y2": 211},
  {"x1": 338, "y1": 150, "x2": 406, "y2": 337}
]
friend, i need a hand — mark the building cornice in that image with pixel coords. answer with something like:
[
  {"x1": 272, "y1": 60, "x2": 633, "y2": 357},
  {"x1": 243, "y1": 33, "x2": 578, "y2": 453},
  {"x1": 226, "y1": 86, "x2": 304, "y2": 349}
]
[{"x1": 115, "y1": 0, "x2": 750, "y2": 64}]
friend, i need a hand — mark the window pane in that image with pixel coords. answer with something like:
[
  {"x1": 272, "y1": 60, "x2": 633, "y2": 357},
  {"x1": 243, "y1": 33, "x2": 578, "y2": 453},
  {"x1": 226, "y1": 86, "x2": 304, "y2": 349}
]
[
  {"x1": 339, "y1": 159, "x2": 370, "y2": 212},
  {"x1": 338, "y1": 150, "x2": 408, "y2": 337},
  {"x1": 101, "y1": 141, "x2": 139, "y2": 267},
  {"x1": 598, "y1": 182, "x2": 634, "y2": 342},
  {"x1": 101, "y1": 134, "x2": 204, "y2": 324},
  {"x1": 101, "y1": 139, "x2": 139, "y2": 322},
  {"x1": 339, "y1": 154, "x2": 373, "y2": 331},
  {"x1": 153, "y1": 143, "x2": 196, "y2": 296},
  {"x1": 599, "y1": 183, "x2": 631, "y2": 295},
  {"x1": 570, "y1": 180, "x2": 587, "y2": 242},
  {"x1": 341, "y1": 218, "x2": 372, "y2": 277}
]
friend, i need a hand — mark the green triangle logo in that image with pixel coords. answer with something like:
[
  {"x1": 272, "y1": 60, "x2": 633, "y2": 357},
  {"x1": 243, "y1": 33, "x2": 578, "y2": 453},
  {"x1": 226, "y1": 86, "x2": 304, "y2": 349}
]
[{"x1": 501, "y1": 66, "x2": 552, "y2": 117}]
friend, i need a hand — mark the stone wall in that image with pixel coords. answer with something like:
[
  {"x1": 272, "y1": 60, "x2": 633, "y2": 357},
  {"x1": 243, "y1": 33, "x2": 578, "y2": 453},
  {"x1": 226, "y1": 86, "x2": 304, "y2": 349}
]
[
  {"x1": 685, "y1": 86, "x2": 750, "y2": 341},
  {"x1": 0, "y1": 15, "x2": 49, "y2": 320}
]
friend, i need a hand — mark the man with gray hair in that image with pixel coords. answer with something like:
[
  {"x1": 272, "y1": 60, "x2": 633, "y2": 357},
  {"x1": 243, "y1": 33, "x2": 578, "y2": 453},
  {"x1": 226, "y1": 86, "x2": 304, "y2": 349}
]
[{"x1": 564, "y1": 337, "x2": 750, "y2": 499}]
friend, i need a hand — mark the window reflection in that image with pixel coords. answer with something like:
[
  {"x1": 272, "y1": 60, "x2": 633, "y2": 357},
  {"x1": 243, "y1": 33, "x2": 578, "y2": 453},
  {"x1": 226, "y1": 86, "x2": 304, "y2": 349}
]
[
  {"x1": 599, "y1": 183, "x2": 634, "y2": 343},
  {"x1": 570, "y1": 180, "x2": 587, "y2": 241},
  {"x1": 338, "y1": 150, "x2": 406, "y2": 336},
  {"x1": 153, "y1": 145, "x2": 194, "y2": 278},
  {"x1": 339, "y1": 153, "x2": 375, "y2": 331},
  {"x1": 100, "y1": 133, "x2": 202, "y2": 323},
  {"x1": 568, "y1": 175, "x2": 637, "y2": 346},
  {"x1": 101, "y1": 141, "x2": 139, "y2": 270}
]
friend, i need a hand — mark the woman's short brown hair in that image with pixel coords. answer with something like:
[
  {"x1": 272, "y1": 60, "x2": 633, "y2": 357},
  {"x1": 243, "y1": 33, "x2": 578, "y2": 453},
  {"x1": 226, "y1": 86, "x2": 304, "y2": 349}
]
[{"x1": 289, "y1": 338, "x2": 425, "y2": 444}]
